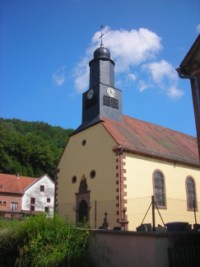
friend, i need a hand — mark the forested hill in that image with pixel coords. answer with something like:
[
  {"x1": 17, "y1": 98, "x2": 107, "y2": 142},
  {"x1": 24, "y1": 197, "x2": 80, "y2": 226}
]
[{"x1": 0, "y1": 118, "x2": 73, "y2": 179}]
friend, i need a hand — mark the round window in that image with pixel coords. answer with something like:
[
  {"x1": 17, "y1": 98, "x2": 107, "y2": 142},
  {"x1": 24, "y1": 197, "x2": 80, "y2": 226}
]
[
  {"x1": 82, "y1": 139, "x2": 86, "y2": 146},
  {"x1": 72, "y1": 176, "x2": 77, "y2": 184},
  {"x1": 90, "y1": 170, "x2": 96, "y2": 179}
]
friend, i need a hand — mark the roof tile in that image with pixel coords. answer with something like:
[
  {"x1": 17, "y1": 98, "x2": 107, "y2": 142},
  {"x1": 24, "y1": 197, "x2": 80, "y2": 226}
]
[
  {"x1": 0, "y1": 174, "x2": 38, "y2": 194},
  {"x1": 102, "y1": 115, "x2": 199, "y2": 167}
]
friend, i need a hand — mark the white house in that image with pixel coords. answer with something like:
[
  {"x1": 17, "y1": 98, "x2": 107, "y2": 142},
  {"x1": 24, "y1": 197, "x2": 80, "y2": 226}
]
[
  {"x1": 22, "y1": 174, "x2": 55, "y2": 217},
  {"x1": 0, "y1": 173, "x2": 55, "y2": 218}
]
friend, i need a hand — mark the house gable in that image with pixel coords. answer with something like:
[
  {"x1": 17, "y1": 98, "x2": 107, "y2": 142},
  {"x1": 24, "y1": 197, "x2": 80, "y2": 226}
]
[
  {"x1": 57, "y1": 122, "x2": 119, "y2": 226},
  {"x1": 22, "y1": 174, "x2": 55, "y2": 217}
]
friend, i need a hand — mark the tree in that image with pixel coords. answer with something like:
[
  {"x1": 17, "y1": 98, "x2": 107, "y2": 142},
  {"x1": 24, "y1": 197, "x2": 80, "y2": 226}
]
[{"x1": 0, "y1": 118, "x2": 73, "y2": 178}]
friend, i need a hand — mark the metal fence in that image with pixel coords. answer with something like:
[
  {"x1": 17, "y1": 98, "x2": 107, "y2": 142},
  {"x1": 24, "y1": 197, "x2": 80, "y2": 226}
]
[{"x1": 58, "y1": 196, "x2": 200, "y2": 231}]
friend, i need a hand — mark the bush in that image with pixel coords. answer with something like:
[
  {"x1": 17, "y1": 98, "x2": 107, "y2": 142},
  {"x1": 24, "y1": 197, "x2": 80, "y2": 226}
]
[
  {"x1": 0, "y1": 220, "x2": 20, "y2": 267},
  {"x1": 0, "y1": 215, "x2": 95, "y2": 267}
]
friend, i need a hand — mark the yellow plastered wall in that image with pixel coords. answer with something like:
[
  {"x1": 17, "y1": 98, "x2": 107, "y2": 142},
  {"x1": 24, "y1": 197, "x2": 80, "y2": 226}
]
[
  {"x1": 57, "y1": 123, "x2": 118, "y2": 229},
  {"x1": 124, "y1": 153, "x2": 200, "y2": 230}
]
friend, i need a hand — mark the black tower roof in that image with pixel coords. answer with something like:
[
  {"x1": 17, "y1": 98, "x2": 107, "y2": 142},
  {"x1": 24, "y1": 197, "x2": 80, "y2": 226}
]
[
  {"x1": 93, "y1": 46, "x2": 111, "y2": 60},
  {"x1": 76, "y1": 43, "x2": 122, "y2": 132}
]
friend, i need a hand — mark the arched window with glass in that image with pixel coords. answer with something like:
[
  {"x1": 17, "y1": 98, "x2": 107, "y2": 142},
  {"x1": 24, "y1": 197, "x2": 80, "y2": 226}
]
[
  {"x1": 153, "y1": 170, "x2": 166, "y2": 208},
  {"x1": 186, "y1": 176, "x2": 197, "y2": 211}
]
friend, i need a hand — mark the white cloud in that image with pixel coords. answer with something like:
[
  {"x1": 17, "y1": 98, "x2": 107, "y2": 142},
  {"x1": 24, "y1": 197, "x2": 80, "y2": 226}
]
[
  {"x1": 138, "y1": 80, "x2": 149, "y2": 92},
  {"x1": 93, "y1": 27, "x2": 162, "y2": 72},
  {"x1": 143, "y1": 60, "x2": 183, "y2": 99},
  {"x1": 73, "y1": 26, "x2": 183, "y2": 99},
  {"x1": 197, "y1": 24, "x2": 200, "y2": 33},
  {"x1": 73, "y1": 57, "x2": 89, "y2": 92},
  {"x1": 128, "y1": 73, "x2": 137, "y2": 81},
  {"x1": 73, "y1": 26, "x2": 162, "y2": 92},
  {"x1": 144, "y1": 60, "x2": 177, "y2": 85},
  {"x1": 167, "y1": 86, "x2": 184, "y2": 99},
  {"x1": 52, "y1": 66, "x2": 67, "y2": 86}
]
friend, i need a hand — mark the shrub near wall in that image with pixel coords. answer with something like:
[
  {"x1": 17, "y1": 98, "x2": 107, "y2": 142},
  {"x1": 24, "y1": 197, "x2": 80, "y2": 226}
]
[
  {"x1": 0, "y1": 215, "x2": 95, "y2": 267},
  {"x1": 0, "y1": 219, "x2": 20, "y2": 267}
]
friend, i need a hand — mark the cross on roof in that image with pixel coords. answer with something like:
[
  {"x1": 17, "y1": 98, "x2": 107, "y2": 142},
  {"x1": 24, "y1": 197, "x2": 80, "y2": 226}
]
[{"x1": 99, "y1": 25, "x2": 105, "y2": 47}]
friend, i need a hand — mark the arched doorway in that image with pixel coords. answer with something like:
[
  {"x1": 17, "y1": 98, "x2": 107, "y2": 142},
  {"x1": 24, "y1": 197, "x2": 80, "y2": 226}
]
[
  {"x1": 78, "y1": 200, "x2": 88, "y2": 222},
  {"x1": 76, "y1": 177, "x2": 90, "y2": 224}
]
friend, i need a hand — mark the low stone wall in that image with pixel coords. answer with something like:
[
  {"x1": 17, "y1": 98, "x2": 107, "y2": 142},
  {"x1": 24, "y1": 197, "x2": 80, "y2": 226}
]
[
  {"x1": 89, "y1": 230, "x2": 200, "y2": 267},
  {"x1": 89, "y1": 230, "x2": 171, "y2": 267}
]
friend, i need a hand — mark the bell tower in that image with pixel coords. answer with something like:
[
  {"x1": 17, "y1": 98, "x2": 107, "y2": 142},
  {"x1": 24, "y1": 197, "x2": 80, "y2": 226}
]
[{"x1": 77, "y1": 42, "x2": 122, "y2": 131}]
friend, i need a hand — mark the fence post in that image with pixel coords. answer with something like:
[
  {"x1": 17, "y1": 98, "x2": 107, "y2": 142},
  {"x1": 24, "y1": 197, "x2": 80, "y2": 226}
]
[
  {"x1": 193, "y1": 199, "x2": 197, "y2": 226},
  {"x1": 152, "y1": 196, "x2": 156, "y2": 232},
  {"x1": 94, "y1": 200, "x2": 97, "y2": 229}
]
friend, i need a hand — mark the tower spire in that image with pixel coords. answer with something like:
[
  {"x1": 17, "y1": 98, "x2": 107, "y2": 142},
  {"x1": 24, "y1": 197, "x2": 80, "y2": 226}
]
[{"x1": 77, "y1": 30, "x2": 122, "y2": 131}]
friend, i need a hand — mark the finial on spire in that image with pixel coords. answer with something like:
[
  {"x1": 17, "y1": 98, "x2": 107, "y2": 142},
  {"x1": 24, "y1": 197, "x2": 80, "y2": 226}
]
[{"x1": 99, "y1": 25, "x2": 105, "y2": 47}]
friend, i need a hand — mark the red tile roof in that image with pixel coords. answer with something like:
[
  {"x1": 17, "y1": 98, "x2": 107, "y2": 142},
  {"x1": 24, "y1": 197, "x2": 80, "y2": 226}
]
[
  {"x1": 102, "y1": 115, "x2": 199, "y2": 167},
  {"x1": 0, "y1": 174, "x2": 39, "y2": 194}
]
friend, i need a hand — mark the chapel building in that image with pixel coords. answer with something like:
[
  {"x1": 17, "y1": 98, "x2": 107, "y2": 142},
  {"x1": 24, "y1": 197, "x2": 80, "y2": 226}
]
[{"x1": 56, "y1": 40, "x2": 200, "y2": 230}]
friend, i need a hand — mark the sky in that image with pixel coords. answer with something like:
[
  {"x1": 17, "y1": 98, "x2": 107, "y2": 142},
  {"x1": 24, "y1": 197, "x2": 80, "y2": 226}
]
[{"x1": 0, "y1": 0, "x2": 200, "y2": 137}]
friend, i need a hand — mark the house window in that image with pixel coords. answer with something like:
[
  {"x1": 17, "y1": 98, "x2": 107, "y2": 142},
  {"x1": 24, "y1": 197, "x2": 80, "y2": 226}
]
[
  {"x1": 45, "y1": 207, "x2": 49, "y2": 213},
  {"x1": 0, "y1": 201, "x2": 6, "y2": 206},
  {"x1": 31, "y1": 198, "x2": 35, "y2": 204},
  {"x1": 31, "y1": 205, "x2": 35, "y2": 211},
  {"x1": 186, "y1": 177, "x2": 197, "y2": 211},
  {"x1": 30, "y1": 198, "x2": 35, "y2": 212},
  {"x1": 153, "y1": 170, "x2": 166, "y2": 208},
  {"x1": 47, "y1": 198, "x2": 51, "y2": 203},
  {"x1": 11, "y1": 202, "x2": 18, "y2": 210},
  {"x1": 40, "y1": 185, "x2": 45, "y2": 192}
]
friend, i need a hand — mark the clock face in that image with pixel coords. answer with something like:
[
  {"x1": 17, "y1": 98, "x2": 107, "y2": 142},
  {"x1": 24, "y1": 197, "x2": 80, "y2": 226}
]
[
  {"x1": 87, "y1": 89, "x2": 94, "y2": 99},
  {"x1": 107, "y1": 87, "x2": 115, "y2": 98}
]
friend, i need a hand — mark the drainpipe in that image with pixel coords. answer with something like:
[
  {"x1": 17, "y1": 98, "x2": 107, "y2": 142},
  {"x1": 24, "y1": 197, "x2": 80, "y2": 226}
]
[{"x1": 176, "y1": 68, "x2": 200, "y2": 163}]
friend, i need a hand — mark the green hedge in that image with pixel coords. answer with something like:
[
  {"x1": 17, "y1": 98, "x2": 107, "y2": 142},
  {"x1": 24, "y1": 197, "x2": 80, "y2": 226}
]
[{"x1": 0, "y1": 215, "x2": 95, "y2": 267}]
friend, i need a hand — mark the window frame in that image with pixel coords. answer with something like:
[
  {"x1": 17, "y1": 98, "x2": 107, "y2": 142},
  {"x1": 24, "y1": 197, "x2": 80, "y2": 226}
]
[
  {"x1": 31, "y1": 197, "x2": 35, "y2": 204},
  {"x1": 153, "y1": 170, "x2": 166, "y2": 209},
  {"x1": 185, "y1": 176, "x2": 197, "y2": 211},
  {"x1": 10, "y1": 202, "x2": 18, "y2": 210},
  {"x1": 45, "y1": 207, "x2": 49, "y2": 213},
  {"x1": 30, "y1": 205, "x2": 35, "y2": 211},
  {"x1": 0, "y1": 200, "x2": 6, "y2": 206},
  {"x1": 40, "y1": 185, "x2": 45, "y2": 192}
]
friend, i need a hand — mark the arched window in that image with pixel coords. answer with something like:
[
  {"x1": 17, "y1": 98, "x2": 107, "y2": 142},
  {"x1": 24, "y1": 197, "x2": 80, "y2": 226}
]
[
  {"x1": 186, "y1": 177, "x2": 197, "y2": 211},
  {"x1": 153, "y1": 170, "x2": 166, "y2": 208}
]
